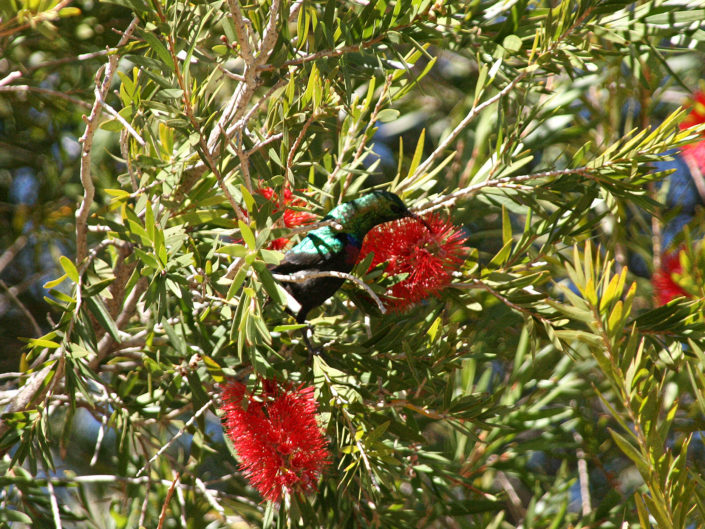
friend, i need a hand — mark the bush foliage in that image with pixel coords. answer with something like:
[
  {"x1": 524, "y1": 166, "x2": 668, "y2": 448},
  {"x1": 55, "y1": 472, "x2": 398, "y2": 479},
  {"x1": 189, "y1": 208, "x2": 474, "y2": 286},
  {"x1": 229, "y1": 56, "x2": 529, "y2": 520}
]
[{"x1": 1, "y1": 0, "x2": 705, "y2": 527}]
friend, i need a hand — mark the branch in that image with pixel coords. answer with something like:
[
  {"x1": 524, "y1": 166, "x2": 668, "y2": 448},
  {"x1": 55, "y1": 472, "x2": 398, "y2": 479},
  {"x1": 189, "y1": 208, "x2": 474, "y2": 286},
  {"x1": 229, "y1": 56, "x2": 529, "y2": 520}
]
[
  {"x1": 454, "y1": 279, "x2": 553, "y2": 326},
  {"x1": 255, "y1": 0, "x2": 281, "y2": 67},
  {"x1": 414, "y1": 166, "x2": 593, "y2": 215},
  {"x1": 257, "y1": 34, "x2": 386, "y2": 72},
  {"x1": 272, "y1": 270, "x2": 387, "y2": 315},
  {"x1": 76, "y1": 17, "x2": 139, "y2": 263},
  {"x1": 287, "y1": 0, "x2": 304, "y2": 22},
  {"x1": 226, "y1": 0, "x2": 255, "y2": 64},
  {"x1": 284, "y1": 218, "x2": 344, "y2": 235},
  {"x1": 0, "y1": 235, "x2": 27, "y2": 275},
  {"x1": 208, "y1": 0, "x2": 281, "y2": 151},
  {"x1": 0, "y1": 361, "x2": 55, "y2": 442}
]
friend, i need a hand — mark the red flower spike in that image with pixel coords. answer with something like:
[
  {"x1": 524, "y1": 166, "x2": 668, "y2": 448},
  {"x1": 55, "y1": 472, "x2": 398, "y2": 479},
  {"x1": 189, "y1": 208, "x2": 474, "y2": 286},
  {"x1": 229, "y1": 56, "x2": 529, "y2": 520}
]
[
  {"x1": 220, "y1": 379, "x2": 329, "y2": 502},
  {"x1": 679, "y1": 91, "x2": 705, "y2": 131},
  {"x1": 257, "y1": 187, "x2": 316, "y2": 250},
  {"x1": 652, "y1": 251, "x2": 688, "y2": 305},
  {"x1": 358, "y1": 213, "x2": 467, "y2": 311},
  {"x1": 679, "y1": 91, "x2": 705, "y2": 173}
]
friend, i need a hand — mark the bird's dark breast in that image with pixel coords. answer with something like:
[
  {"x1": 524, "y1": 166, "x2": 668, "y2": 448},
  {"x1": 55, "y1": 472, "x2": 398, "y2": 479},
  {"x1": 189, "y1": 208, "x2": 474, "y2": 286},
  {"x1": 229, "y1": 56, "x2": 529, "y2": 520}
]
[{"x1": 272, "y1": 233, "x2": 362, "y2": 322}]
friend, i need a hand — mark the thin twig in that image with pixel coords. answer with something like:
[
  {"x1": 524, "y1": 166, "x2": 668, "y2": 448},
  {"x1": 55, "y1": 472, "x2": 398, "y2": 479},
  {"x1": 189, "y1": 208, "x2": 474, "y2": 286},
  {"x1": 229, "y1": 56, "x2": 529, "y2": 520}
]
[
  {"x1": 0, "y1": 278, "x2": 42, "y2": 337},
  {"x1": 25, "y1": 49, "x2": 110, "y2": 74},
  {"x1": 136, "y1": 400, "x2": 213, "y2": 477},
  {"x1": 95, "y1": 92, "x2": 146, "y2": 146},
  {"x1": 573, "y1": 430, "x2": 592, "y2": 515},
  {"x1": 284, "y1": 217, "x2": 343, "y2": 235},
  {"x1": 217, "y1": 64, "x2": 246, "y2": 82},
  {"x1": 157, "y1": 473, "x2": 180, "y2": 529},
  {"x1": 0, "y1": 0, "x2": 73, "y2": 38},
  {"x1": 496, "y1": 471, "x2": 526, "y2": 521},
  {"x1": 0, "y1": 85, "x2": 91, "y2": 108},
  {"x1": 89, "y1": 413, "x2": 108, "y2": 467},
  {"x1": 399, "y1": 71, "x2": 528, "y2": 192},
  {"x1": 221, "y1": 125, "x2": 253, "y2": 194},
  {"x1": 455, "y1": 279, "x2": 552, "y2": 326},
  {"x1": 0, "y1": 71, "x2": 22, "y2": 87},
  {"x1": 92, "y1": 276, "x2": 149, "y2": 370},
  {"x1": 245, "y1": 132, "x2": 283, "y2": 156},
  {"x1": 0, "y1": 235, "x2": 27, "y2": 276},
  {"x1": 272, "y1": 270, "x2": 387, "y2": 315},
  {"x1": 195, "y1": 477, "x2": 226, "y2": 516},
  {"x1": 137, "y1": 438, "x2": 152, "y2": 529},
  {"x1": 286, "y1": 110, "x2": 319, "y2": 176},
  {"x1": 227, "y1": 76, "x2": 289, "y2": 139}
]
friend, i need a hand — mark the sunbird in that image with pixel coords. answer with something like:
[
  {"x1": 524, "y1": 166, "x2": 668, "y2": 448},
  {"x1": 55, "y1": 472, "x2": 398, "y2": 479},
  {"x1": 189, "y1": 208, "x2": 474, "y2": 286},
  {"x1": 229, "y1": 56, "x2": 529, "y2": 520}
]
[{"x1": 272, "y1": 191, "x2": 419, "y2": 327}]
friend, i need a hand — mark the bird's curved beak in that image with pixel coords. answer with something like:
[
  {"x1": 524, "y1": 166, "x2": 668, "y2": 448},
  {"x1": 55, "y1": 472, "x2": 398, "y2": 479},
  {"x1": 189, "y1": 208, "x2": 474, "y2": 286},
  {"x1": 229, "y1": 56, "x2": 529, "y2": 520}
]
[{"x1": 409, "y1": 211, "x2": 432, "y2": 232}]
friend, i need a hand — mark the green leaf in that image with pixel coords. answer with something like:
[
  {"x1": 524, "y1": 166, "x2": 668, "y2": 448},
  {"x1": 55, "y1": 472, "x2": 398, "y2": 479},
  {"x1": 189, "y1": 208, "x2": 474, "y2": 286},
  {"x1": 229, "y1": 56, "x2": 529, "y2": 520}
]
[
  {"x1": 1, "y1": 509, "x2": 33, "y2": 523},
  {"x1": 253, "y1": 261, "x2": 288, "y2": 305},
  {"x1": 272, "y1": 324, "x2": 308, "y2": 332},
  {"x1": 608, "y1": 428, "x2": 649, "y2": 476},
  {"x1": 85, "y1": 297, "x2": 120, "y2": 342},
  {"x1": 59, "y1": 256, "x2": 79, "y2": 283},
  {"x1": 377, "y1": 108, "x2": 400, "y2": 123},
  {"x1": 142, "y1": 32, "x2": 174, "y2": 72},
  {"x1": 238, "y1": 220, "x2": 257, "y2": 250},
  {"x1": 226, "y1": 266, "x2": 248, "y2": 301},
  {"x1": 502, "y1": 34, "x2": 522, "y2": 52},
  {"x1": 145, "y1": 201, "x2": 155, "y2": 242},
  {"x1": 407, "y1": 128, "x2": 425, "y2": 178},
  {"x1": 43, "y1": 274, "x2": 68, "y2": 289},
  {"x1": 219, "y1": 244, "x2": 249, "y2": 258},
  {"x1": 27, "y1": 338, "x2": 61, "y2": 349}
]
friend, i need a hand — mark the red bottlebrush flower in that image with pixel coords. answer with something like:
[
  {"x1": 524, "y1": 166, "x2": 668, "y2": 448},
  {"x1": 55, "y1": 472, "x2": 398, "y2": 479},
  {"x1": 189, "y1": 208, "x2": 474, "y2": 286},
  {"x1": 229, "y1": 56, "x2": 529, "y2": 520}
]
[
  {"x1": 652, "y1": 251, "x2": 688, "y2": 305},
  {"x1": 220, "y1": 378, "x2": 329, "y2": 502},
  {"x1": 258, "y1": 187, "x2": 316, "y2": 250},
  {"x1": 679, "y1": 91, "x2": 705, "y2": 131},
  {"x1": 679, "y1": 91, "x2": 705, "y2": 173},
  {"x1": 358, "y1": 213, "x2": 467, "y2": 310}
]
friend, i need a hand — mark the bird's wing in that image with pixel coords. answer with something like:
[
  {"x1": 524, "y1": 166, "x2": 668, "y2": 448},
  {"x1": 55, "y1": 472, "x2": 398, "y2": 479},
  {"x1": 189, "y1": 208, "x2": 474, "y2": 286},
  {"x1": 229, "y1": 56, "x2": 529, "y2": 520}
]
[
  {"x1": 272, "y1": 232, "x2": 344, "y2": 274},
  {"x1": 271, "y1": 249, "x2": 329, "y2": 274}
]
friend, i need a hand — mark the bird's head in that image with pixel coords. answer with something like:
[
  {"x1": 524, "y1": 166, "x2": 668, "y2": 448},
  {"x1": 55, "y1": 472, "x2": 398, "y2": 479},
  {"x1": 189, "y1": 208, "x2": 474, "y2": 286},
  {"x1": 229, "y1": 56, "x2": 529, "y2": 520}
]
[{"x1": 334, "y1": 190, "x2": 428, "y2": 238}]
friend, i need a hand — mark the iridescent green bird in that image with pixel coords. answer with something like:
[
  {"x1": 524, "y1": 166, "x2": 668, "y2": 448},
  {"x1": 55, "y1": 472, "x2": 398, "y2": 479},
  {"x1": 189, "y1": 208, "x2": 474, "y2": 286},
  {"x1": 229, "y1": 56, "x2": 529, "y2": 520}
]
[{"x1": 272, "y1": 190, "x2": 417, "y2": 323}]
